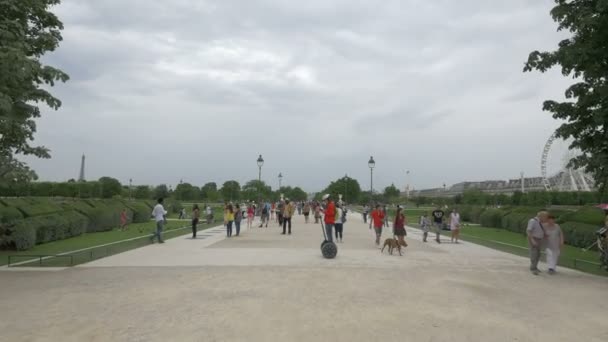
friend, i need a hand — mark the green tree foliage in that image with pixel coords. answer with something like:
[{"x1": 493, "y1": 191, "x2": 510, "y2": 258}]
[
  {"x1": 174, "y1": 182, "x2": 199, "y2": 201},
  {"x1": 320, "y1": 176, "x2": 362, "y2": 203},
  {"x1": 98, "y1": 177, "x2": 122, "y2": 198},
  {"x1": 153, "y1": 184, "x2": 169, "y2": 199},
  {"x1": 200, "y1": 182, "x2": 219, "y2": 201},
  {"x1": 241, "y1": 180, "x2": 272, "y2": 201},
  {"x1": 0, "y1": 0, "x2": 69, "y2": 184},
  {"x1": 134, "y1": 185, "x2": 151, "y2": 199},
  {"x1": 276, "y1": 186, "x2": 308, "y2": 202},
  {"x1": 383, "y1": 183, "x2": 400, "y2": 200},
  {"x1": 524, "y1": 0, "x2": 608, "y2": 199},
  {"x1": 220, "y1": 180, "x2": 241, "y2": 201}
]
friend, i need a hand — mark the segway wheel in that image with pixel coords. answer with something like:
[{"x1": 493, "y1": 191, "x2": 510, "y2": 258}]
[
  {"x1": 321, "y1": 240, "x2": 329, "y2": 249},
  {"x1": 321, "y1": 241, "x2": 338, "y2": 259}
]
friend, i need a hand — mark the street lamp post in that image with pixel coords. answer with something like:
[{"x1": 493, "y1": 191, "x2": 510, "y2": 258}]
[
  {"x1": 129, "y1": 178, "x2": 133, "y2": 200},
  {"x1": 257, "y1": 155, "x2": 264, "y2": 182},
  {"x1": 405, "y1": 170, "x2": 410, "y2": 200},
  {"x1": 344, "y1": 174, "x2": 348, "y2": 203},
  {"x1": 368, "y1": 156, "x2": 375, "y2": 197},
  {"x1": 278, "y1": 172, "x2": 283, "y2": 189}
]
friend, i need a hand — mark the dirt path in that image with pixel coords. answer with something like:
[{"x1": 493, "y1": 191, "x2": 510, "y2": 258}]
[{"x1": 0, "y1": 213, "x2": 606, "y2": 341}]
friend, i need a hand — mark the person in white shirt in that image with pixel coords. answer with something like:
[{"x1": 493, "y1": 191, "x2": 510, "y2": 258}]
[
  {"x1": 449, "y1": 209, "x2": 461, "y2": 243},
  {"x1": 151, "y1": 198, "x2": 168, "y2": 243},
  {"x1": 334, "y1": 203, "x2": 345, "y2": 243}
]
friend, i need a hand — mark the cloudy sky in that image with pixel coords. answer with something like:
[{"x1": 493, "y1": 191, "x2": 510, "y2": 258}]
[{"x1": 25, "y1": 0, "x2": 573, "y2": 192}]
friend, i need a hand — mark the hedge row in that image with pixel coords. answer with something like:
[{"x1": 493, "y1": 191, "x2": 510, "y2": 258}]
[
  {"x1": 0, "y1": 211, "x2": 88, "y2": 250},
  {"x1": 0, "y1": 198, "x2": 160, "y2": 251},
  {"x1": 452, "y1": 205, "x2": 605, "y2": 248}
]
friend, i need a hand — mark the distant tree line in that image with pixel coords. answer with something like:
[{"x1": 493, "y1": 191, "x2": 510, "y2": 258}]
[
  {"x1": 413, "y1": 189, "x2": 602, "y2": 207},
  {"x1": 0, "y1": 178, "x2": 309, "y2": 203}
]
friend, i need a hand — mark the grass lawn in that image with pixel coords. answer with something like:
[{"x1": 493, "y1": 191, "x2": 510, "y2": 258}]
[
  {"x1": 1, "y1": 213, "x2": 223, "y2": 267},
  {"x1": 456, "y1": 225, "x2": 606, "y2": 276}
]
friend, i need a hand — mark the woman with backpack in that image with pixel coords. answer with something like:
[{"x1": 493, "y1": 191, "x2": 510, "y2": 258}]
[{"x1": 234, "y1": 204, "x2": 243, "y2": 236}]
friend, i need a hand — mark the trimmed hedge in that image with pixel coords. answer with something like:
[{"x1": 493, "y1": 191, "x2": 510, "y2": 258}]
[
  {"x1": 0, "y1": 211, "x2": 88, "y2": 251},
  {"x1": 479, "y1": 209, "x2": 506, "y2": 228},
  {"x1": 560, "y1": 221, "x2": 599, "y2": 247},
  {"x1": 0, "y1": 205, "x2": 24, "y2": 223},
  {"x1": 122, "y1": 201, "x2": 150, "y2": 223},
  {"x1": 559, "y1": 207, "x2": 605, "y2": 226}
]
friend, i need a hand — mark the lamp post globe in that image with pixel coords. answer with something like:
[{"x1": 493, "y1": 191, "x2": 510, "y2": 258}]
[
  {"x1": 257, "y1": 155, "x2": 264, "y2": 181},
  {"x1": 368, "y1": 156, "x2": 375, "y2": 195}
]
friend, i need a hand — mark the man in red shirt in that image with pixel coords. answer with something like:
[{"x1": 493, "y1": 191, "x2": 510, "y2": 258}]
[
  {"x1": 370, "y1": 204, "x2": 385, "y2": 246},
  {"x1": 322, "y1": 194, "x2": 335, "y2": 242}
]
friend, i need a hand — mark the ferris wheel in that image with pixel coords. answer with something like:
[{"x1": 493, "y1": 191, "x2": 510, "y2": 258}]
[{"x1": 540, "y1": 131, "x2": 595, "y2": 192}]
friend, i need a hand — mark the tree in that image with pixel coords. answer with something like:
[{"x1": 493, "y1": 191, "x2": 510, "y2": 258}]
[
  {"x1": 134, "y1": 185, "x2": 152, "y2": 199},
  {"x1": 289, "y1": 186, "x2": 308, "y2": 201},
  {"x1": 98, "y1": 177, "x2": 122, "y2": 198},
  {"x1": 0, "y1": 0, "x2": 69, "y2": 184},
  {"x1": 220, "y1": 180, "x2": 241, "y2": 201},
  {"x1": 320, "y1": 176, "x2": 362, "y2": 203},
  {"x1": 174, "y1": 182, "x2": 199, "y2": 201},
  {"x1": 383, "y1": 184, "x2": 400, "y2": 200},
  {"x1": 241, "y1": 180, "x2": 272, "y2": 201},
  {"x1": 524, "y1": 1, "x2": 608, "y2": 200},
  {"x1": 153, "y1": 184, "x2": 169, "y2": 199},
  {"x1": 200, "y1": 182, "x2": 219, "y2": 201}
]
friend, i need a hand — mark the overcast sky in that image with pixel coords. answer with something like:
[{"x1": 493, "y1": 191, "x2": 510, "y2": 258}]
[{"x1": 25, "y1": 0, "x2": 573, "y2": 192}]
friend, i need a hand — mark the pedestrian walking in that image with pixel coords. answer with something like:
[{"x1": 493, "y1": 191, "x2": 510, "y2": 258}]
[
  {"x1": 527, "y1": 211, "x2": 549, "y2": 275},
  {"x1": 191, "y1": 204, "x2": 200, "y2": 238},
  {"x1": 431, "y1": 206, "x2": 445, "y2": 244},
  {"x1": 335, "y1": 202, "x2": 345, "y2": 242},
  {"x1": 247, "y1": 204, "x2": 254, "y2": 229},
  {"x1": 259, "y1": 201, "x2": 270, "y2": 228},
  {"x1": 271, "y1": 202, "x2": 276, "y2": 221},
  {"x1": 370, "y1": 204, "x2": 385, "y2": 246},
  {"x1": 277, "y1": 200, "x2": 285, "y2": 226},
  {"x1": 314, "y1": 202, "x2": 321, "y2": 224},
  {"x1": 545, "y1": 215, "x2": 563, "y2": 274},
  {"x1": 303, "y1": 202, "x2": 311, "y2": 223},
  {"x1": 420, "y1": 213, "x2": 431, "y2": 242},
  {"x1": 383, "y1": 205, "x2": 389, "y2": 227},
  {"x1": 393, "y1": 206, "x2": 407, "y2": 246},
  {"x1": 282, "y1": 199, "x2": 295, "y2": 235},
  {"x1": 225, "y1": 204, "x2": 235, "y2": 237},
  {"x1": 206, "y1": 204, "x2": 214, "y2": 224},
  {"x1": 120, "y1": 208, "x2": 128, "y2": 231},
  {"x1": 322, "y1": 194, "x2": 335, "y2": 242},
  {"x1": 362, "y1": 204, "x2": 369, "y2": 224},
  {"x1": 297, "y1": 201, "x2": 302, "y2": 215},
  {"x1": 234, "y1": 204, "x2": 243, "y2": 236},
  {"x1": 449, "y1": 209, "x2": 461, "y2": 243},
  {"x1": 151, "y1": 198, "x2": 167, "y2": 243}
]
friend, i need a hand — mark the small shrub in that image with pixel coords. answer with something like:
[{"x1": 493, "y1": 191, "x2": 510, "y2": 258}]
[
  {"x1": 0, "y1": 206, "x2": 24, "y2": 223},
  {"x1": 479, "y1": 209, "x2": 507, "y2": 228}
]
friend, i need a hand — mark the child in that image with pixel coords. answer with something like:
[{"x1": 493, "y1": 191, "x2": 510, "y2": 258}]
[
  {"x1": 421, "y1": 213, "x2": 431, "y2": 242},
  {"x1": 545, "y1": 215, "x2": 564, "y2": 274}
]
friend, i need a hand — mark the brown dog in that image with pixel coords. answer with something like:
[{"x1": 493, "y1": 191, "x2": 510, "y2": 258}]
[{"x1": 381, "y1": 238, "x2": 402, "y2": 256}]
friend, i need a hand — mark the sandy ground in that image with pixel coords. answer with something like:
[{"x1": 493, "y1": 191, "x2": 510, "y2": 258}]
[{"x1": 1, "y1": 213, "x2": 607, "y2": 342}]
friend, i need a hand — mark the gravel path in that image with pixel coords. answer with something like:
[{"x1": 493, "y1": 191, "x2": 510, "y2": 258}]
[{"x1": 1, "y1": 213, "x2": 607, "y2": 341}]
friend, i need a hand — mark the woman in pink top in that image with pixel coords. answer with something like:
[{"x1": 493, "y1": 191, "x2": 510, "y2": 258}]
[
  {"x1": 247, "y1": 204, "x2": 255, "y2": 229},
  {"x1": 120, "y1": 209, "x2": 128, "y2": 231}
]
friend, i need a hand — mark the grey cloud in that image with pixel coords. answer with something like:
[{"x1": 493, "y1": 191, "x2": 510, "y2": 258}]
[{"x1": 26, "y1": 0, "x2": 572, "y2": 191}]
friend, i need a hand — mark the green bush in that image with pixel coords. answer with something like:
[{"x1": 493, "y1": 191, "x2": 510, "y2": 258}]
[
  {"x1": 0, "y1": 205, "x2": 24, "y2": 223},
  {"x1": 9, "y1": 223, "x2": 37, "y2": 250},
  {"x1": 479, "y1": 209, "x2": 507, "y2": 228},
  {"x1": 559, "y1": 221, "x2": 599, "y2": 248},
  {"x1": 501, "y1": 213, "x2": 531, "y2": 235},
  {"x1": 2, "y1": 198, "x2": 64, "y2": 218},
  {"x1": 469, "y1": 207, "x2": 486, "y2": 223},
  {"x1": 559, "y1": 206, "x2": 605, "y2": 226},
  {"x1": 122, "y1": 201, "x2": 151, "y2": 223}
]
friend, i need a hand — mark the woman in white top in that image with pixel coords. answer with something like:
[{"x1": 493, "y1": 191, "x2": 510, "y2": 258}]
[
  {"x1": 334, "y1": 204, "x2": 344, "y2": 243},
  {"x1": 545, "y1": 215, "x2": 564, "y2": 274},
  {"x1": 450, "y1": 209, "x2": 461, "y2": 243}
]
